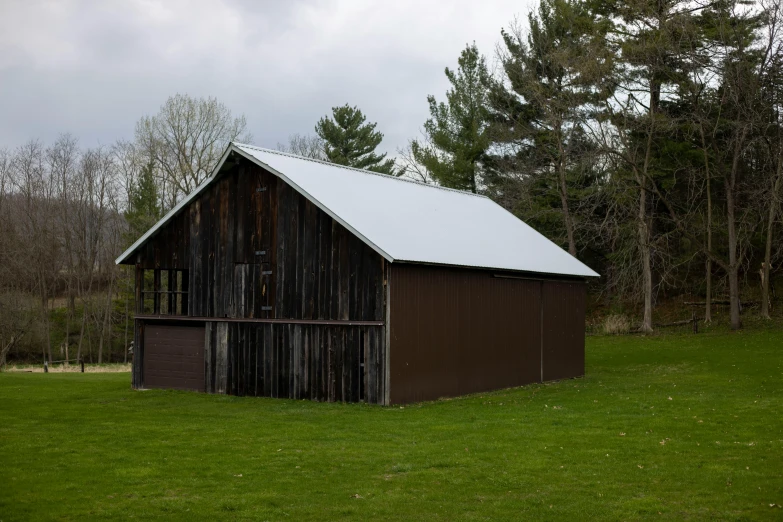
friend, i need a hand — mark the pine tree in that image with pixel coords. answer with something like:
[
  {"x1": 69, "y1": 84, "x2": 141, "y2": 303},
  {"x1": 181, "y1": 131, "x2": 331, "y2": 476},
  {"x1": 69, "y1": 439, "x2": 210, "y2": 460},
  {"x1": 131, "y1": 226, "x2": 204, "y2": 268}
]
[
  {"x1": 592, "y1": 0, "x2": 729, "y2": 331},
  {"x1": 411, "y1": 44, "x2": 491, "y2": 193},
  {"x1": 487, "y1": 0, "x2": 612, "y2": 255},
  {"x1": 315, "y1": 105, "x2": 399, "y2": 175},
  {"x1": 124, "y1": 160, "x2": 161, "y2": 244}
]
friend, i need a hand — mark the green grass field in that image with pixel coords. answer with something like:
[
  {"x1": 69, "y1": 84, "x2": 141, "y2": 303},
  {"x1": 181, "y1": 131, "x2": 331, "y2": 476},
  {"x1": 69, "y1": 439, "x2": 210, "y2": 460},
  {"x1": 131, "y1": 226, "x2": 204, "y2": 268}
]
[{"x1": 1, "y1": 328, "x2": 782, "y2": 521}]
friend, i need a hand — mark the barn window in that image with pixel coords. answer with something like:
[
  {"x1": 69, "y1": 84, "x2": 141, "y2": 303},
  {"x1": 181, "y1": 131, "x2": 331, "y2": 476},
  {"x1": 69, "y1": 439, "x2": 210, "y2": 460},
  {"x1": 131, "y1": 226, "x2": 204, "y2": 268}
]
[{"x1": 141, "y1": 269, "x2": 189, "y2": 315}]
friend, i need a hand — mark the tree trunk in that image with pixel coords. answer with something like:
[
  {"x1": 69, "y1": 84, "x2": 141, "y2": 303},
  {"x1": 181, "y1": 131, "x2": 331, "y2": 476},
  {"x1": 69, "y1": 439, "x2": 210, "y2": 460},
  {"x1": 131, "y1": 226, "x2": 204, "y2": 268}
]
[
  {"x1": 554, "y1": 120, "x2": 575, "y2": 256},
  {"x1": 761, "y1": 155, "x2": 782, "y2": 318},
  {"x1": 725, "y1": 175, "x2": 742, "y2": 330},
  {"x1": 761, "y1": 218, "x2": 775, "y2": 319},
  {"x1": 702, "y1": 126, "x2": 713, "y2": 323},
  {"x1": 557, "y1": 144, "x2": 576, "y2": 256},
  {"x1": 98, "y1": 271, "x2": 116, "y2": 364},
  {"x1": 40, "y1": 280, "x2": 52, "y2": 364},
  {"x1": 97, "y1": 308, "x2": 105, "y2": 364},
  {"x1": 1, "y1": 334, "x2": 23, "y2": 370},
  {"x1": 77, "y1": 299, "x2": 88, "y2": 362},
  {"x1": 1, "y1": 340, "x2": 11, "y2": 369},
  {"x1": 635, "y1": 75, "x2": 659, "y2": 333},
  {"x1": 639, "y1": 177, "x2": 654, "y2": 333},
  {"x1": 76, "y1": 265, "x2": 98, "y2": 361}
]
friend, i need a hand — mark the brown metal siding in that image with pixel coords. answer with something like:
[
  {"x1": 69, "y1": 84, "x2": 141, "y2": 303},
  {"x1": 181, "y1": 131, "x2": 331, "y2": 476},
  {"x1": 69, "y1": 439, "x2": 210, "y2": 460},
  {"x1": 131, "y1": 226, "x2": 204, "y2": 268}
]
[
  {"x1": 542, "y1": 281, "x2": 586, "y2": 381},
  {"x1": 389, "y1": 264, "x2": 542, "y2": 404},
  {"x1": 143, "y1": 324, "x2": 206, "y2": 392}
]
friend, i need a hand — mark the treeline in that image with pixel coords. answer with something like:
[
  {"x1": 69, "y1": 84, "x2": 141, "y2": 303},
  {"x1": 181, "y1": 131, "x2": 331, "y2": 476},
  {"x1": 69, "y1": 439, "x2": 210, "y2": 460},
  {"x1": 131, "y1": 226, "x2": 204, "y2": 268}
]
[
  {"x1": 286, "y1": 0, "x2": 783, "y2": 332},
  {"x1": 2, "y1": 0, "x2": 783, "y2": 365},
  {"x1": 402, "y1": 0, "x2": 783, "y2": 332},
  {"x1": 0, "y1": 96, "x2": 249, "y2": 365}
]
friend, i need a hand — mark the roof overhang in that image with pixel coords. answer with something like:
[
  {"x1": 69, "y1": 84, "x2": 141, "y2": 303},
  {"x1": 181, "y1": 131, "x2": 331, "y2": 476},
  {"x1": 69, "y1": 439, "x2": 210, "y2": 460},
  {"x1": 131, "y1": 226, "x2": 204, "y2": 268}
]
[
  {"x1": 117, "y1": 142, "x2": 598, "y2": 279},
  {"x1": 115, "y1": 144, "x2": 234, "y2": 265}
]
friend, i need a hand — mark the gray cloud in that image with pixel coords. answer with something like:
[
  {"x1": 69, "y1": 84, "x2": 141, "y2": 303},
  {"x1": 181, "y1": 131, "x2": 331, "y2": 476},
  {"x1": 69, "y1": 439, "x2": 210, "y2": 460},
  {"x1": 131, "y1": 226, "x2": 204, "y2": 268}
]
[{"x1": 0, "y1": 0, "x2": 531, "y2": 155}]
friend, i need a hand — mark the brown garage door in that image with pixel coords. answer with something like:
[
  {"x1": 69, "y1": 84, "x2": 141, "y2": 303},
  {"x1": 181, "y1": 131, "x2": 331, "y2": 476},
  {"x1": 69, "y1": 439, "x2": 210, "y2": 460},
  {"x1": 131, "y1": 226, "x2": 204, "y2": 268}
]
[{"x1": 143, "y1": 324, "x2": 205, "y2": 391}]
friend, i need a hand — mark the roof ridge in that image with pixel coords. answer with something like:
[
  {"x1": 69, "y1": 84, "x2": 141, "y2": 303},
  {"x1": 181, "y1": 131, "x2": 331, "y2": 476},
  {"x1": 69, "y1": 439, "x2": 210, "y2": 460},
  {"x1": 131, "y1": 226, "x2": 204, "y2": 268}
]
[{"x1": 233, "y1": 142, "x2": 488, "y2": 199}]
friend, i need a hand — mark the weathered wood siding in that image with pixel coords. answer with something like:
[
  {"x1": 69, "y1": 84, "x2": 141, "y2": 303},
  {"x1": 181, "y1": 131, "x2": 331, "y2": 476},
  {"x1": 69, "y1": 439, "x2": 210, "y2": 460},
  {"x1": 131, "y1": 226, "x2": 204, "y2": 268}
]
[
  {"x1": 274, "y1": 182, "x2": 385, "y2": 321},
  {"x1": 132, "y1": 157, "x2": 385, "y2": 322},
  {"x1": 131, "y1": 155, "x2": 388, "y2": 403},
  {"x1": 203, "y1": 322, "x2": 386, "y2": 403}
]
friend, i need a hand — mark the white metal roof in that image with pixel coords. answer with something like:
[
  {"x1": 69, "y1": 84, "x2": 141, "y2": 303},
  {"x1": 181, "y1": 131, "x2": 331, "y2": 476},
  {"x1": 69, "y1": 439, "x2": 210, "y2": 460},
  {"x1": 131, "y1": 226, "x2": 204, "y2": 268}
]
[{"x1": 117, "y1": 142, "x2": 598, "y2": 278}]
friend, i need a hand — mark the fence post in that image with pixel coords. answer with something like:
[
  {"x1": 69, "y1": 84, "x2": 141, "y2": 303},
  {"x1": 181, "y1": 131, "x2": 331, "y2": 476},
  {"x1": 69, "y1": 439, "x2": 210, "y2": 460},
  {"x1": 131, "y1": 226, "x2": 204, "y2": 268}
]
[
  {"x1": 692, "y1": 310, "x2": 698, "y2": 334},
  {"x1": 80, "y1": 358, "x2": 85, "y2": 373},
  {"x1": 44, "y1": 359, "x2": 48, "y2": 373}
]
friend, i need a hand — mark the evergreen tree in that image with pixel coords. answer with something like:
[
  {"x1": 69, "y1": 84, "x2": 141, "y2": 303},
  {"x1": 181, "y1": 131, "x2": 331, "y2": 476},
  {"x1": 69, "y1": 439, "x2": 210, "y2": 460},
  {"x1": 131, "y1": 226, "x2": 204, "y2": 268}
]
[
  {"x1": 315, "y1": 105, "x2": 399, "y2": 175},
  {"x1": 411, "y1": 44, "x2": 491, "y2": 193},
  {"x1": 487, "y1": 0, "x2": 612, "y2": 255},
  {"x1": 560, "y1": 0, "x2": 708, "y2": 331},
  {"x1": 124, "y1": 160, "x2": 161, "y2": 244}
]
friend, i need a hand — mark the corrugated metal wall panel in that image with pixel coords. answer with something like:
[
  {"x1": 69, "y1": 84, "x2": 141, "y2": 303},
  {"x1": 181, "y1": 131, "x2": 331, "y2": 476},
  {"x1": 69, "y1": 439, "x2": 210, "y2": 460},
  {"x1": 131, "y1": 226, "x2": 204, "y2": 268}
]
[
  {"x1": 389, "y1": 264, "x2": 542, "y2": 404},
  {"x1": 542, "y1": 281, "x2": 586, "y2": 381}
]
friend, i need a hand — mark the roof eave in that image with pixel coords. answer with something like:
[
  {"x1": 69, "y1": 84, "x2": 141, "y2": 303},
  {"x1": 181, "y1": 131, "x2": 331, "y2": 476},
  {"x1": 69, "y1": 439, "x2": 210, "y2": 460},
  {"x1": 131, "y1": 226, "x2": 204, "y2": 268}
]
[
  {"x1": 115, "y1": 143, "x2": 396, "y2": 266},
  {"x1": 231, "y1": 145, "x2": 394, "y2": 263},
  {"x1": 114, "y1": 143, "x2": 236, "y2": 265},
  {"x1": 393, "y1": 258, "x2": 599, "y2": 278}
]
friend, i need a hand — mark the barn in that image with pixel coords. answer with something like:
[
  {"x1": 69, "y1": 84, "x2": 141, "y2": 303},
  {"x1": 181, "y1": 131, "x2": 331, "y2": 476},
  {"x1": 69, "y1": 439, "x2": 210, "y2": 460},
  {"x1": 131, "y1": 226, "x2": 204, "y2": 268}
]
[{"x1": 116, "y1": 142, "x2": 598, "y2": 404}]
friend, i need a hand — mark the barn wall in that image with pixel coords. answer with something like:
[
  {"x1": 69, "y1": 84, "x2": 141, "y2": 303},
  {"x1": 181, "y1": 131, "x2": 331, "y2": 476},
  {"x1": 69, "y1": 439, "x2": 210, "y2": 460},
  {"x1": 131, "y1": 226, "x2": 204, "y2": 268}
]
[
  {"x1": 132, "y1": 156, "x2": 385, "y2": 322},
  {"x1": 202, "y1": 321, "x2": 386, "y2": 403},
  {"x1": 130, "y1": 155, "x2": 388, "y2": 402},
  {"x1": 542, "y1": 281, "x2": 586, "y2": 381},
  {"x1": 388, "y1": 264, "x2": 585, "y2": 404},
  {"x1": 273, "y1": 182, "x2": 385, "y2": 321}
]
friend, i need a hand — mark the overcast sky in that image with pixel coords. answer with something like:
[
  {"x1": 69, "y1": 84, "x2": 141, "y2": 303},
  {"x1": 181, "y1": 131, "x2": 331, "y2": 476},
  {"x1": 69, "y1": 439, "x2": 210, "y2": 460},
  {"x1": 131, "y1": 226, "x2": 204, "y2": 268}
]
[{"x1": 0, "y1": 0, "x2": 533, "y2": 156}]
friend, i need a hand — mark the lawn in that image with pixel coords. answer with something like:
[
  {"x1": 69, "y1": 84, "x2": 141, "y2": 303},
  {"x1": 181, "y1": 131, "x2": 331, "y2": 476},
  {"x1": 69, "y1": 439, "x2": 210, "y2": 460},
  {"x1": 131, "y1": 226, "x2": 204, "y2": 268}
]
[{"x1": 1, "y1": 328, "x2": 782, "y2": 521}]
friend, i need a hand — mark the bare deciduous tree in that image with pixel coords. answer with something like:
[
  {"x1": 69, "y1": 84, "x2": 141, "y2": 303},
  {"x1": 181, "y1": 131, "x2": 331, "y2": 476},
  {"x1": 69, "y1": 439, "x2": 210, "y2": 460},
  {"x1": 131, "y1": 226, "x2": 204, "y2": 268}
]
[
  {"x1": 135, "y1": 94, "x2": 251, "y2": 205},
  {"x1": 276, "y1": 133, "x2": 326, "y2": 160}
]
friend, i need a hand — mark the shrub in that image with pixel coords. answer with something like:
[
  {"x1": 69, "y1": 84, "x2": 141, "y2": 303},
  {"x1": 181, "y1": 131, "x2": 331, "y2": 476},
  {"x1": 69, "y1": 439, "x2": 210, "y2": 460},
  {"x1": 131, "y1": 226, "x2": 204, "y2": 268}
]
[{"x1": 603, "y1": 314, "x2": 631, "y2": 335}]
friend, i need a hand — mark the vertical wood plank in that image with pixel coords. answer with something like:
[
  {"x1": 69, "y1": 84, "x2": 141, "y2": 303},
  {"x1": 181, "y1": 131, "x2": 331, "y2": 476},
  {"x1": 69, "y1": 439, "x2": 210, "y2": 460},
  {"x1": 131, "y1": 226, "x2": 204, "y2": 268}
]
[
  {"x1": 135, "y1": 266, "x2": 144, "y2": 314},
  {"x1": 327, "y1": 328, "x2": 335, "y2": 402},
  {"x1": 216, "y1": 322, "x2": 228, "y2": 394},
  {"x1": 309, "y1": 326, "x2": 317, "y2": 400},
  {"x1": 235, "y1": 164, "x2": 247, "y2": 263},
  {"x1": 383, "y1": 262, "x2": 391, "y2": 405},
  {"x1": 315, "y1": 327, "x2": 323, "y2": 401},
  {"x1": 304, "y1": 201, "x2": 316, "y2": 319},
  {"x1": 227, "y1": 322, "x2": 235, "y2": 395},
  {"x1": 268, "y1": 174, "x2": 278, "y2": 319},
  {"x1": 275, "y1": 324, "x2": 283, "y2": 398},
  {"x1": 132, "y1": 320, "x2": 142, "y2": 388},
  {"x1": 153, "y1": 269, "x2": 160, "y2": 314},
  {"x1": 339, "y1": 328, "x2": 347, "y2": 402},
  {"x1": 204, "y1": 322, "x2": 213, "y2": 393},
  {"x1": 264, "y1": 324, "x2": 273, "y2": 396},
  {"x1": 247, "y1": 324, "x2": 255, "y2": 396},
  {"x1": 350, "y1": 327, "x2": 359, "y2": 402},
  {"x1": 364, "y1": 328, "x2": 372, "y2": 403},
  {"x1": 339, "y1": 229, "x2": 350, "y2": 320},
  {"x1": 253, "y1": 326, "x2": 260, "y2": 396},
  {"x1": 167, "y1": 270, "x2": 175, "y2": 315},
  {"x1": 292, "y1": 324, "x2": 300, "y2": 399}
]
